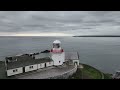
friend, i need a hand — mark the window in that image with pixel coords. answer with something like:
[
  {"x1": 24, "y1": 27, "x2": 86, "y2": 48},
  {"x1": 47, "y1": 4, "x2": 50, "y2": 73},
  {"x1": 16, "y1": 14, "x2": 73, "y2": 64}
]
[
  {"x1": 53, "y1": 43, "x2": 60, "y2": 48},
  {"x1": 13, "y1": 69, "x2": 17, "y2": 72},
  {"x1": 29, "y1": 66, "x2": 33, "y2": 69},
  {"x1": 59, "y1": 61, "x2": 60, "y2": 63},
  {"x1": 49, "y1": 62, "x2": 51, "y2": 64}
]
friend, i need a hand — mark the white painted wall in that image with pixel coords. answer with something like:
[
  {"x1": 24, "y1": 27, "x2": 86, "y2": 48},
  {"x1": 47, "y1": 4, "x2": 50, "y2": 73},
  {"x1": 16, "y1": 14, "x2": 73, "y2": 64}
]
[
  {"x1": 73, "y1": 60, "x2": 79, "y2": 66},
  {"x1": 38, "y1": 63, "x2": 45, "y2": 69},
  {"x1": 46, "y1": 61, "x2": 54, "y2": 67},
  {"x1": 51, "y1": 52, "x2": 65, "y2": 66},
  {"x1": 35, "y1": 55, "x2": 41, "y2": 59},
  {"x1": 7, "y1": 67, "x2": 23, "y2": 76},
  {"x1": 25, "y1": 64, "x2": 38, "y2": 72}
]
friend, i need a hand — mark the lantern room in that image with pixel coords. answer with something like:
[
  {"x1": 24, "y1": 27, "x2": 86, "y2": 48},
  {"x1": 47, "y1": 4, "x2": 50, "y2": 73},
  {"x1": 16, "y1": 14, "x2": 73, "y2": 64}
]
[
  {"x1": 53, "y1": 40, "x2": 61, "y2": 48},
  {"x1": 51, "y1": 40, "x2": 64, "y2": 53}
]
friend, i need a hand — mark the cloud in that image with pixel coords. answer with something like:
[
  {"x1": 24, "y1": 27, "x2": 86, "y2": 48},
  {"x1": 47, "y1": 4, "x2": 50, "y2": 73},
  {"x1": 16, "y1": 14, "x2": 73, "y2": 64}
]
[{"x1": 0, "y1": 11, "x2": 120, "y2": 36}]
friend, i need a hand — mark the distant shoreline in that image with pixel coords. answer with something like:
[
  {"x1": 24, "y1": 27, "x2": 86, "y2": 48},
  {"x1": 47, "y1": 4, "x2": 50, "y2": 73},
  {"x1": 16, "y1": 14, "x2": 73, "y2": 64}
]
[{"x1": 73, "y1": 35, "x2": 120, "y2": 37}]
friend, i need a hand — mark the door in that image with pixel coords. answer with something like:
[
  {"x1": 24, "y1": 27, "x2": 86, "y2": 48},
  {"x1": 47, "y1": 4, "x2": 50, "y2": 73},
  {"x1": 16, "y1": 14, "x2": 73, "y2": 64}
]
[
  {"x1": 45, "y1": 63, "x2": 47, "y2": 67},
  {"x1": 23, "y1": 67, "x2": 25, "y2": 73},
  {"x1": 74, "y1": 62, "x2": 78, "y2": 66}
]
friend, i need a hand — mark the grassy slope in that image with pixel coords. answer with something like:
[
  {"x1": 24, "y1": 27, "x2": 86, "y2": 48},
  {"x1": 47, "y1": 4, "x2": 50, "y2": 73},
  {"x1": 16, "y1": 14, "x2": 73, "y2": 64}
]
[
  {"x1": 69, "y1": 64, "x2": 112, "y2": 79},
  {"x1": 103, "y1": 73, "x2": 112, "y2": 79},
  {"x1": 82, "y1": 64, "x2": 102, "y2": 79},
  {"x1": 0, "y1": 61, "x2": 7, "y2": 79}
]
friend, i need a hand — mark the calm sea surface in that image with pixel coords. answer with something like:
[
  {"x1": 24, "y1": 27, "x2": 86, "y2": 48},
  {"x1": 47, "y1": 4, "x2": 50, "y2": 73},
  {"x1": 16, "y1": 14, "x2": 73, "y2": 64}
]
[{"x1": 0, "y1": 36, "x2": 120, "y2": 74}]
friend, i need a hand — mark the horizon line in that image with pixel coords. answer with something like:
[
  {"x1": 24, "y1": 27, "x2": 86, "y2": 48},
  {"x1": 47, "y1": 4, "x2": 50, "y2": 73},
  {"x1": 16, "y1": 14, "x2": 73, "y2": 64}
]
[{"x1": 0, "y1": 35, "x2": 72, "y2": 37}]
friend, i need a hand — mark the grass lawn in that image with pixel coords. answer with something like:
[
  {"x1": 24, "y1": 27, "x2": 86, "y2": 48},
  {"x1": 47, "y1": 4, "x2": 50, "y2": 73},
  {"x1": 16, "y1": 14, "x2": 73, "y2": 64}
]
[
  {"x1": 103, "y1": 73, "x2": 112, "y2": 79},
  {"x1": 82, "y1": 64, "x2": 102, "y2": 79},
  {"x1": 69, "y1": 64, "x2": 104, "y2": 79}
]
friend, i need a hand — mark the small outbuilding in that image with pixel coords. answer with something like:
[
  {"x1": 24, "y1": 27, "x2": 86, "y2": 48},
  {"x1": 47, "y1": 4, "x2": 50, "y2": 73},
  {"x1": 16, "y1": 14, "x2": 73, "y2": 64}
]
[{"x1": 65, "y1": 52, "x2": 80, "y2": 66}]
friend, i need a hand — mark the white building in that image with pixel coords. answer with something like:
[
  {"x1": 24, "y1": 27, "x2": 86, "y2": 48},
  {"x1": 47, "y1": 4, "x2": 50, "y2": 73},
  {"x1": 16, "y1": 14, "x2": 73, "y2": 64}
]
[
  {"x1": 51, "y1": 40, "x2": 65, "y2": 66},
  {"x1": 65, "y1": 52, "x2": 80, "y2": 66},
  {"x1": 5, "y1": 40, "x2": 80, "y2": 77},
  {"x1": 25, "y1": 64, "x2": 38, "y2": 72},
  {"x1": 7, "y1": 67, "x2": 23, "y2": 77},
  {"x1": 6, "y1": 54, "x2": 53, "y2": 76}
]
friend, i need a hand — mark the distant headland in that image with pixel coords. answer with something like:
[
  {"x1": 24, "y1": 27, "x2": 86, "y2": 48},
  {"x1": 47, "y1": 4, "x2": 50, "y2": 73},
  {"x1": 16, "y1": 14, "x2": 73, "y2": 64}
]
[{"x1": 73, "y1": 35, "x2": 120, "y2": 37}]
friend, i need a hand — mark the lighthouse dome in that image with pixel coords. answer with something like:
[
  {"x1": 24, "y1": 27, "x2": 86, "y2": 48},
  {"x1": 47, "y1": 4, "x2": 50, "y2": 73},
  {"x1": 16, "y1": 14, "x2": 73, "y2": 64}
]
[{"x1": 53, "y1": 40, "x2": 61, "y2": 44}]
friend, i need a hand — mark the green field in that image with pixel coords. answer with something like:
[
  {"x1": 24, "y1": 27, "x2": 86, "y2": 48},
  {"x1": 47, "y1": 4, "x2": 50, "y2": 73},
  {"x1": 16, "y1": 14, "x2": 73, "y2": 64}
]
[{"x1": 69, "y1": 64, "x2": 112, "y2": 79}]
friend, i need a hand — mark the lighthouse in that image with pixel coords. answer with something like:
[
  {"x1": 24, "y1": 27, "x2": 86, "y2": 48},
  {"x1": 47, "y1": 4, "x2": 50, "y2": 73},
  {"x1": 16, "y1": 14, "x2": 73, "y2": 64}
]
[{"x1": 51, "y1": 40, "x2": 65, "y2": 66}]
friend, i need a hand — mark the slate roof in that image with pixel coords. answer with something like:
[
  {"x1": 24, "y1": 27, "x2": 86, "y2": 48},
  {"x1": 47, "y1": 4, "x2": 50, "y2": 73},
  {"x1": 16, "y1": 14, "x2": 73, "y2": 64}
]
[
  {"x1": 35, "y1": 53, "x2": 51, "y2": 59},
  {"x1": 65, "y1": 52, "x2": 79, "y2": 60},
  {"x1": 6, "y1": 54, "x2": 53, "y2": 70}
]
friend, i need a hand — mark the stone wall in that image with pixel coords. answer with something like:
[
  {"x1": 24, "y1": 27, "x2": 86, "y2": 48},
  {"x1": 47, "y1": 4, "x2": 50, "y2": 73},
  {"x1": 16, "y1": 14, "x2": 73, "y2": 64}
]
[{"x1": 47, "y1": 64, "x2": 77, "y2": 79}]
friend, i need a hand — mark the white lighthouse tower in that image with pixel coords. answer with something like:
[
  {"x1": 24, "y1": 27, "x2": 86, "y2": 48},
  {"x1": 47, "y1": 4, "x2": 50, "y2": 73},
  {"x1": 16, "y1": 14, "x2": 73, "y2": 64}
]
[{"x1": 51, "y1": 40, "x2": 65, "y2": 66}]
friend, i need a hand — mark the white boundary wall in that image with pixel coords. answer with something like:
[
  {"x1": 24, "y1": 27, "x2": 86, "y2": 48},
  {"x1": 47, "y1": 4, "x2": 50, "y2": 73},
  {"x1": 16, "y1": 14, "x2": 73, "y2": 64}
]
[
  {"x1": 37, "y1": 63, "x2": 45, "y2": 69},
  {"x1": 48, "y1": 64, "x2": 77, "y2": 79}
]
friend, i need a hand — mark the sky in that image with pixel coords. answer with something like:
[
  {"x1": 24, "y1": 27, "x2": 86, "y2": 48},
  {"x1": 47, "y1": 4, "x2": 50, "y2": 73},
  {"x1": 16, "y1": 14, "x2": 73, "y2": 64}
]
[{"x1": 0, "y1": 11, "x2": 120, "y2": 36}]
